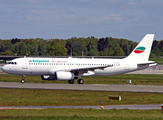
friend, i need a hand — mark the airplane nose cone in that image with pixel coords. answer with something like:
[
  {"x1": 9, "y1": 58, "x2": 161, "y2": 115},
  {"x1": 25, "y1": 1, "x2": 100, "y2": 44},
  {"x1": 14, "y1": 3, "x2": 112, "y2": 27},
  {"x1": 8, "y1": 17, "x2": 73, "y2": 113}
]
[
  {"x1": 1, "y1": 66, "x2": 4, "y2": 72},
  {"x1": 1, "y1": 65, "x2": 7, "y2": 73}
]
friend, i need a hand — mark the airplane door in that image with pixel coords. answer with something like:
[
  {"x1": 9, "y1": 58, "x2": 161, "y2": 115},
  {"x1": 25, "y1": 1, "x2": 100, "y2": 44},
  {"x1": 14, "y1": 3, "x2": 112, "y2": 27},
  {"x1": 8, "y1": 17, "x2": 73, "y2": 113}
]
[
  {"x1": 22, "y1": 59, "x2": 28, "y2": 69},
  {"x1": 124, "y1": 61, "x2": 129, "y2": 70}
]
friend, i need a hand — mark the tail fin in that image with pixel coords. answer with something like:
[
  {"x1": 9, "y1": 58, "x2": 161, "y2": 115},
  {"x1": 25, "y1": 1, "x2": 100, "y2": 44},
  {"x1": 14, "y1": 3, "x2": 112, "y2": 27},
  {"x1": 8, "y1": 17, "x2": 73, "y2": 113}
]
[{"x1": 125, "y1": 34, "x2": 155, "y2": 61}]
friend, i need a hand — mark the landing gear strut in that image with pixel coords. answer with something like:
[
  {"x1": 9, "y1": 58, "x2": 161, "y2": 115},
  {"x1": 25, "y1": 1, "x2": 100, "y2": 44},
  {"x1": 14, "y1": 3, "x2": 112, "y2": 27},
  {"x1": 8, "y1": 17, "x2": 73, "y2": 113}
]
[
  {"x1": 77, "y1": 79, "x2": 84, "y2": 84},
  {"x1": 21, "y1": 75, "x2": 25, "y2": 83}
]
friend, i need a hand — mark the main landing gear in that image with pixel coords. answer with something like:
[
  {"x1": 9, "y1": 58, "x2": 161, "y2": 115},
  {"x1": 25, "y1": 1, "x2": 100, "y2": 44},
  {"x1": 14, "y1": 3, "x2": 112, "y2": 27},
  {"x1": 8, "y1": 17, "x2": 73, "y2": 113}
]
[
  {"x1": 68, "y1": 80, "x2": 74, "y2": 84},
  {"x1": 68, "y1": 79, "x2": 84, "y2": 84},
  {"x1": 21, "y1": 75, "x2": 25, "y2": 83},
  {"x1": 77, "y1": 79, "x2": 84, "y2": 84}
]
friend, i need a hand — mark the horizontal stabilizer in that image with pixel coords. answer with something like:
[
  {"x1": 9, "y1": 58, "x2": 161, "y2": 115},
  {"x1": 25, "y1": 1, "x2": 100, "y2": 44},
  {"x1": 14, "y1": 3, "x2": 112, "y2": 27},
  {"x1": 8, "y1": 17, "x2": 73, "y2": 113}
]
[{"x1": 137, "y1": 61, "x2": 157, "y2": 66}]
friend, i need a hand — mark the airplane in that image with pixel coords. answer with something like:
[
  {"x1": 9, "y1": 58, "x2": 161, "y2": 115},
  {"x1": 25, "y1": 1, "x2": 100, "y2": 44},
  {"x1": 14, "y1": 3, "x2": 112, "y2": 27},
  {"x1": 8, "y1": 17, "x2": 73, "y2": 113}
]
[{"x1": 1, "y1": 34, "x2": 156, "y2": 84}]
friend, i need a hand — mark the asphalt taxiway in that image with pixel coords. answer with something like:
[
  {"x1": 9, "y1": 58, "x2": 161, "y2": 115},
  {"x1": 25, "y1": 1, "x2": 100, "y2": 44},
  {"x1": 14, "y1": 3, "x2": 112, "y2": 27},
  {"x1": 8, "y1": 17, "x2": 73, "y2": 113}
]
[
  {"x1": 0, "y1": 104, "x2": 161, "y2": 110},
  {"x1": 0, "y1": 82, "x2": 163, "y2": 93}
]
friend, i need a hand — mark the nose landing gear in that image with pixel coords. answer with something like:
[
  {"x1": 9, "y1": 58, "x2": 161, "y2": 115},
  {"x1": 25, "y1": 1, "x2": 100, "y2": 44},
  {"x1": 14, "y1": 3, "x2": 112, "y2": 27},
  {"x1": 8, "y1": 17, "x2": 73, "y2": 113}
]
[{"x1": 21, "y1": 75, "x2": 25, "y2": 83}]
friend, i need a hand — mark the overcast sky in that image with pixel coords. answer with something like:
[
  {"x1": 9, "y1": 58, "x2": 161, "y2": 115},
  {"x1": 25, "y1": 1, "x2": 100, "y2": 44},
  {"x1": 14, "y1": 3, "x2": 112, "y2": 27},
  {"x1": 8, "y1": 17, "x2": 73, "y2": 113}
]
[{"x1": 0, "y1": 0, "x2": 163, "y2": 42}]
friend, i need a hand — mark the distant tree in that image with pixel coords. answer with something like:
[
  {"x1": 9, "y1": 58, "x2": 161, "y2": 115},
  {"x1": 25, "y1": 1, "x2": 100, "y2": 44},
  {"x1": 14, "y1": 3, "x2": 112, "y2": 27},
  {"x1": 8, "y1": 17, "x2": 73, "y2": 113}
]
[
  {"x1": 26, "y1": 41, "x2": 38, "y2": 56},
  {"x1": 123, "y1": 44, "x2": 130, "y2": 56},
  {"x1": 152, "y1": 40, "x2": 158, "y2": 50},
  {"x1": 50, "y1": 43, "x2": 67, "y2": 56},
  {"x1": 5, "y1": 50, "x2": 11, "y2": 55},
  {"x1": 130, "y1": 42, "x2": 137, "y2": 53},
  {"x1": 0, "y1": 43, "x2": 6, "y2": 52},
  {"x1": 97, "y1": 38, "x2": 108, "y2": 51},
  {"x1": 65, "y1": 42, "x2": 72, "y2": 56},
  {"x1": 152, "y1": 46, "x2": 160, "y2": 57},
  {"x1": 19, "y1": 42, "x2": 26, "y2": 55},
  {"x1": 11, "y1": 38, "x2": 21, "y2": 44},
  {"x1": 11, "y1": 42, "x2": 26, "y2": 55},
  {"x1": 87, "y1": 49, "x2": 98, "y2": 56},
  {"x1": 150, "y1": 53, "x2": 156, "y2": 58},
  {"x1": 71, "y1": 41, "x2": 88, "y2": 56},
  {"x1": 86, "y1": 42, "x2": 92, "y2": 51},
  {"x1": 5, "y1": 43, "x2": 12, "y2": 51},
  {"x1": 50, "y1": 39, "x2": 60, "y2": 46},
  {"x1": 99, "y1": 48, "x2": 114, "y2": 56},
  {"x1": 38, "y1": 43, "x2": 46, "y2": 56},
  {"x1": 158, "y1": 40, "x2": 163, "y2": 50},
  {"x1": 113, "y1": 47, "x2": 125, "y2": 56}
]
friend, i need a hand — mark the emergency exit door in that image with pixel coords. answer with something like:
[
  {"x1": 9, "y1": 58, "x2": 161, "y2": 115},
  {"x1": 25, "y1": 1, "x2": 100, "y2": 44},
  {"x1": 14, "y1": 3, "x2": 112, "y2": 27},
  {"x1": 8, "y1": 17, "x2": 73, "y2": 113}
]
[{"x1": 22, "y1": 59, "x2": 28, "y2": 69}]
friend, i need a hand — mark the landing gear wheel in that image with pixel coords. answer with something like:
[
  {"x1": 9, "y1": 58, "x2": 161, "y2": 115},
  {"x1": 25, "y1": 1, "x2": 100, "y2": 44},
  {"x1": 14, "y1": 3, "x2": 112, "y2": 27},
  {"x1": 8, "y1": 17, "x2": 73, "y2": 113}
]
[
  {"x1": 68, "y1": 80, "x2": 74, "y2": 84},
  {"x1": 78, "y1": 79, "x2": 84, "y2": 84},
  {"x1": 21, "y1": 80, "x2": 25, "y2": 83}
]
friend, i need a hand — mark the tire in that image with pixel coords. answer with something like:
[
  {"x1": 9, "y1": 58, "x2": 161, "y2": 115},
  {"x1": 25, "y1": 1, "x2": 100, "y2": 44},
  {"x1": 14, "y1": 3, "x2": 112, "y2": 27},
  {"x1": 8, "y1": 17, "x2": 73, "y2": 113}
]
[
  {"x1": 68, "y1": 80, "x2": 74, "y2": 84},
  {"x1": 78, "y1": 79, "x2": 84, "y2": 84},
  {"x1": 21, "y1": 80, "x2": 25, "y2": 83}
]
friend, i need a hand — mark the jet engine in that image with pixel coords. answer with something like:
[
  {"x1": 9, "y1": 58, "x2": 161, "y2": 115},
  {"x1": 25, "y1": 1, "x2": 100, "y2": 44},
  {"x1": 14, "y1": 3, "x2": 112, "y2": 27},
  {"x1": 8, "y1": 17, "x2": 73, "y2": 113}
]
[{"x1": 41, "y1": 71, "x2": 74, "y2": 81}]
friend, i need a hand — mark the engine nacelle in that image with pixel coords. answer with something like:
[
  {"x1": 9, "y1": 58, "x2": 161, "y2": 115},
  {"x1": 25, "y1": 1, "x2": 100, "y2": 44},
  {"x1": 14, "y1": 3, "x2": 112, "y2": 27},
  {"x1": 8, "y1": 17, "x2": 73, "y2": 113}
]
[
  {"x1": 41, "y1": 71, "x2": 74, "y2": 81},
  {"x1": 55, "y1": 71, "x2": 74, "y2": 81}
]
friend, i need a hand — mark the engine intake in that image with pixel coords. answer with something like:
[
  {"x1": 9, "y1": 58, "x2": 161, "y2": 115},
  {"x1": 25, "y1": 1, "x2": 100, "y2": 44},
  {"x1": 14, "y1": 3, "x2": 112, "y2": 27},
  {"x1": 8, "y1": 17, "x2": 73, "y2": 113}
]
[{"x1": 41, "y1": 71, "x2": 74, "y2": 81}]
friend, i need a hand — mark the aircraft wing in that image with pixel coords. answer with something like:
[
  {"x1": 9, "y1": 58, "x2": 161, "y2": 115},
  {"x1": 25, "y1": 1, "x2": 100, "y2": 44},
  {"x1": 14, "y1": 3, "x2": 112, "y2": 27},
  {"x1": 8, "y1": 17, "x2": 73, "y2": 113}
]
[
  {"x1": 48, "y1": 65, "x2": 112, "y2": 75},
  {"x1": 71, "y1": 65, "x2": 111, "y2": 72},
  {"x1": 61, "y1": 65, "x2": 111, "y2": 76},
  {"x1": 58, "y1": 65, "x2": 111, "y2": 72}
]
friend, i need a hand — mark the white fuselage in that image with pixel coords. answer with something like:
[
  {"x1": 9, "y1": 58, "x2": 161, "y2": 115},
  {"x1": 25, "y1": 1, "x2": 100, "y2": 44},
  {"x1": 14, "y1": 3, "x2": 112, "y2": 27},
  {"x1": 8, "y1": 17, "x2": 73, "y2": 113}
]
[{"x1": 2, "y1": 57, "x2": 144, "y2": 77}]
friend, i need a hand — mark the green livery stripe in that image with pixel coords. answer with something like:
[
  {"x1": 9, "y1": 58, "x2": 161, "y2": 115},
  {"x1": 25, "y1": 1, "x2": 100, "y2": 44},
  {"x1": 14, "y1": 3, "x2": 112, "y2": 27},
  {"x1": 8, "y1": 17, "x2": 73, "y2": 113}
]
[{"x1": 135, "y1": 47, "x2": 145, "y2": 51}]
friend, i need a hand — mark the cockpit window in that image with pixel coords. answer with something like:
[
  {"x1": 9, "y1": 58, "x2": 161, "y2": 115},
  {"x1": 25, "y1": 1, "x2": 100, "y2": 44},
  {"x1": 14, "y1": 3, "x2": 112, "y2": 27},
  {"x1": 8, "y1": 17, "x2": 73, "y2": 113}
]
[{"x1": 8, "y1": 62, "x2": 17, "y2": 65}]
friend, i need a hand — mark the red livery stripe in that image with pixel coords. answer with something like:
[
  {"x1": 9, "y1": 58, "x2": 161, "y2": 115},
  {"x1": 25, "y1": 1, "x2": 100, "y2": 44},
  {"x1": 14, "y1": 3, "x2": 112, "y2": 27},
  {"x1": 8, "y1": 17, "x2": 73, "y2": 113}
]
[{"x1": 134, "y1": 50, "x2": 144, "y2": 53}]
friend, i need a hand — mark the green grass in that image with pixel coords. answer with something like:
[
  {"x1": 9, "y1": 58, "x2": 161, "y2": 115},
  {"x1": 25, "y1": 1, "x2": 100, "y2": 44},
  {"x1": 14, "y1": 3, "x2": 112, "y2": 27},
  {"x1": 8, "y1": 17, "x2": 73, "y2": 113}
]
[
  {"x1": 0, "y1": 109, "x2": 163, "y2": 120},
  {"x1": 0, "y1": 74, "x2": 163, "y2": 85},
  {"x1": 0, "y1": 88, "x2": 163, "y2": 106}
]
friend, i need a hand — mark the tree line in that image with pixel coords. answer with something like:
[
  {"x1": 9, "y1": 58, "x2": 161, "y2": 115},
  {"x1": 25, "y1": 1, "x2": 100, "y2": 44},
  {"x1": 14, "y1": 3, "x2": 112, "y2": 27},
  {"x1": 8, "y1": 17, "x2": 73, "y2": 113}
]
[{"x1": 0, "y1": 37, "x2": 162, "y2": 58}]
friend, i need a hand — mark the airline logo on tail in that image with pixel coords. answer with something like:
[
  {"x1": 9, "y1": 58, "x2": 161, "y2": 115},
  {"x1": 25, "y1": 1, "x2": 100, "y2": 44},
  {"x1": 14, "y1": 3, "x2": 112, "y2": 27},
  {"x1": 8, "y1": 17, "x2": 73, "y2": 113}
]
[{"x1": 134, "y1": 47, "x2": 146, "y2": 54}]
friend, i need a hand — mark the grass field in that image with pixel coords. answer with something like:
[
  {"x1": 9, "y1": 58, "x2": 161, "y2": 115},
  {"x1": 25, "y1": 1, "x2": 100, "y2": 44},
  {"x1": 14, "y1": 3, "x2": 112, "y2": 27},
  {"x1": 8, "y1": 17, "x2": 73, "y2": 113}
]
[
  {"x1": 0, "y1": 109, "x2": 163, "y2": 120},
  {"x1": 0, "y1": 74, "x2": 163, "y2": 119},
  {"x1": 0, "y1": 74, "x2": 163, "y2": 85},
  {"x1": 0, "y1": 88, "x2": 163, "y2": 106}
]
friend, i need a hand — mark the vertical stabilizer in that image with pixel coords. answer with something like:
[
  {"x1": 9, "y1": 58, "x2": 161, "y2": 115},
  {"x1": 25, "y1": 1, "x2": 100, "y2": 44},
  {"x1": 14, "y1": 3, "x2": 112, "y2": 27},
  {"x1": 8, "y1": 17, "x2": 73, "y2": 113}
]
[{"x1": 125, "y1": 34, "x2": 155, "y2": 61}]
